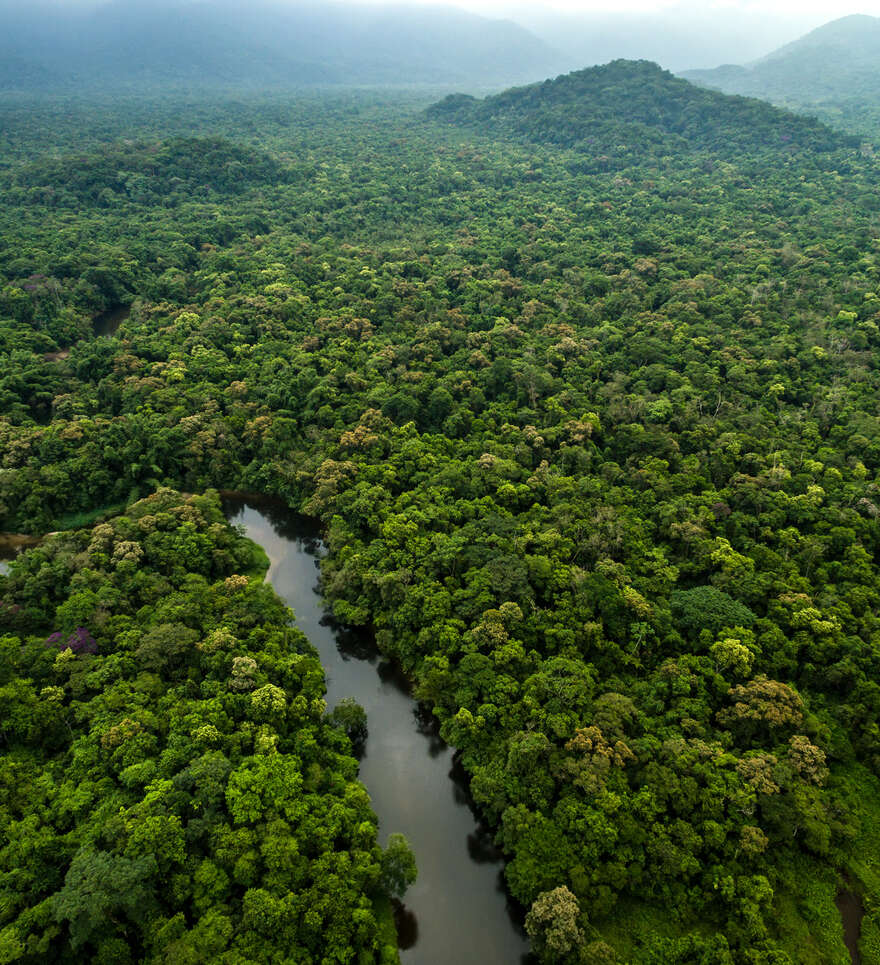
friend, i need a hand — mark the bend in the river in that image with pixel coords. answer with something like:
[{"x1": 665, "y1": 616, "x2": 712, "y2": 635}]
[{"x1": 222, "y1": 495, "x2": 531, "y2": 965}]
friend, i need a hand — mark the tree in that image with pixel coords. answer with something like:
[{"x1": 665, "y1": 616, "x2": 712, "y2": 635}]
[
  {"x1": 670, "y1": 586, "x2": 756, "y2": 637},
  {"x1": 51, "y1": 848, "x2": 158, "y2": 948},
  {"x1": 329, "y1": 697, "x2": 368, "y2": 755},
  {"x1": 525, "y1": 886, "x2": 585, "y2": 962},
  {"x1": 380, "y1": 833, "x2": 417, "y2": 899}
]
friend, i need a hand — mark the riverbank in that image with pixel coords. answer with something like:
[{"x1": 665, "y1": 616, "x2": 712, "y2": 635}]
[{"x1": 222, "y1": 495, "x2": 532, "y2": 964}]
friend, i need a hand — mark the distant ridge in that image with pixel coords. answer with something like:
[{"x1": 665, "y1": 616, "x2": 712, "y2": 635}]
[
  {"x1": 0, "y1": 0, "x2": 562, "y2": 91},
  {"x1": 682, "y1": 15, "x2": 880, "y2": 135},
  {"x1": 428, "y1": 60, "x2": 856, "y2": 162}
]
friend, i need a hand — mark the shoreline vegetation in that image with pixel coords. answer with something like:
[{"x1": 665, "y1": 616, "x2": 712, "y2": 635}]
[
  {"x1": 224, "y1": 496, "x2": 530, "y2": 961},
  {"x1": 2, "y1": 60, "x2": 880, "y2": 962},
  {"x1": 1, "y1": 487, "x2": 870, "y2": 960},
  {"x1": 0, "y1": 489, "x2": 407, "y2": 962}
]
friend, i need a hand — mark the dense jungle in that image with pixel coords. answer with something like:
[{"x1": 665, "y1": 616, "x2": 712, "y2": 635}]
[{"x1": 2, "y1": 60, "x2": 880, "y2": 963}]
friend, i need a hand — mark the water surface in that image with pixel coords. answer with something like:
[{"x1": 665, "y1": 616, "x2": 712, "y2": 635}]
[
  {"x1": 223, "y1": 496, "x2": 530, "y2": 965},
  {"x1": 0, "y1": 533, "x2": 40, "y2": 573},
  {"x1": 44, "y1": 305, "x2": 131, "y2": 362},
  {"x1": 836, "y1": 885, "x2": 864, "y2": 965}
]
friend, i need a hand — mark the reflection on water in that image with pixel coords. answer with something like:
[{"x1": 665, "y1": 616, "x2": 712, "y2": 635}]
[
  {"x1": 45, "y1": 306, "x2": 131, "y2": 362},
  {"x1": 223, "y1": 495, "x2": 531, "y2": 965},
  {"x1": 394, "y1": 901, "x2": 419, "y2": 950}
]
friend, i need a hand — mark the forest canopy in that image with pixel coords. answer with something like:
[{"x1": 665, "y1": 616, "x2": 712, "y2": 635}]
[
  {"x1": 0, "y1": 489, "x2": 400, "y2": 963},
  {"x1": 1, "y1": 61, "x2": 880, "y2": 962}
]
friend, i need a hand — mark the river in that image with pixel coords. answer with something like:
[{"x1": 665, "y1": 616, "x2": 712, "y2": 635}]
[
  {"x1": 836, "y1": 883, "x2": 864, "y2": 965},
  {"x1": 223, "y1": 496, "x2": 531, "y2": 965},
  {"x1": 0, "y1": 498, "x2": 865, "y2": 961}
]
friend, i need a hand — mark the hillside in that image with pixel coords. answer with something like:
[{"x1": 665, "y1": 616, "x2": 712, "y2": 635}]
[
  {"x1": 683, "y1": 15, "x2": 880, "y2": 137},
  {"x1": 0, "y1": 0, "x2": 562, "y2": 91},
  {"x1": 7, "y1": 137, "x2": 288, "y2": 206},
  {"x1": 428, "y1": 60, "x2": 857, "y2": 164}
]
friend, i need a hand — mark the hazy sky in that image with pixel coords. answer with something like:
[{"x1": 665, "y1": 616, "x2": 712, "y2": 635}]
[
  {"x1": 345, "y1": 0, "x2": 880, "y2": 19},
  {"x1": 36, "y1": 0, "x2": 880, "y2": 10},
  {"x1": 346, "y1": 0, "x2": 880, "y2": 12},
  {"x1": 25, "y1": 0, "x2": 880, "y2": 29}
]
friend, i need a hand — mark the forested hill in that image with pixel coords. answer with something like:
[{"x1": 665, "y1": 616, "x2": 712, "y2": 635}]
[
  {"x1": 0, "y1": 0, "x2": 561, "y2": 90},
  {"x1": 428, "y1": 60, "x2": 859, "y2": 162},
  {"x1": 682, "y1": 16, "x2": 880, "y2": 138},
  {"x1": 5, "y1": 138, "x2": 288, "y2": 207}
]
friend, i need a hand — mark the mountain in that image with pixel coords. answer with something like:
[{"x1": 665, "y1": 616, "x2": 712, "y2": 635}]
[
  {"x1": 682, "y1": 15, "x2": 880, "y2": 137},
  {"x1": 517, "y1": 4, "x2": 818, "y2": 73},
  {"x1": 0, "y1": 0, "x2": 562, "y2": 91},
  {"x1": 428, "y1": 59, "x2": 857, "y2": 164}
]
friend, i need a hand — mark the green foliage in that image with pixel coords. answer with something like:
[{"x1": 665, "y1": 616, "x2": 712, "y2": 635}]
[
  {"x1": 2, "y1": 71, "x2": 880, "y2": 961},
  {"x1": 525, "y1": 886, "x2": 585, "y2": 962},
  {"x1": 8, "y1": 137, "x2": 288, "y2": 208},
  {"x1": 51, "y1": 849, "x2": 159, "y2": 948},
  {"x1": 329, "y1": 697, "x2": 369, "y2": 755},
  {"x1": 670, "y1": 586, "x2": 756, "y2": 637},
  {"x1": 429, "y1": 60, "x2": 857, "y2": 161},
  {"x1": 380, "y1": 834, "x2": 417, "y2": 900},
  {"x1": 0, "y1": 492, "x2": 394, "y2": 962}
]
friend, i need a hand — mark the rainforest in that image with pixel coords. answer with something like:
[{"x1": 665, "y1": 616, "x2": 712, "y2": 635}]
[{"x1": 1, "y1": 56, "x2": 880, "y2": 964}]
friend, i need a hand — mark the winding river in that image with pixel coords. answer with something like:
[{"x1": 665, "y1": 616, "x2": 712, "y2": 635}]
[
  {"x1": 0, "y1": 498, "x2": 867, "y2": 961},
  {"x1": 222, "y1": 496, "x2": 531, "y2": 964}
]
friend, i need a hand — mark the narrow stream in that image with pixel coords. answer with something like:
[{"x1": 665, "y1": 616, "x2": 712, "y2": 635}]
[
  {"x1": 223, "y1": 496, "x2": 531, "y2": 965},
  {"x1": 836, "y1": 884, "x2": 864, "y2": 965}
]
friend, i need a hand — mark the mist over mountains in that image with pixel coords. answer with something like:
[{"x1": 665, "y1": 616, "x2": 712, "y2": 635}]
[
  {"x1": 685, "y1": 15, "x2": 880, "y2": 99},
  {"x1": 1, "y1": 0, "x2": 829, "y2": 93},
  {"x1": 682, "y1": 15, "x2": 880, "y2": 136},
  {"x1": 0, "y1": 0, "x2": 562, "y2": 90},
  {"x1": 4, "y1": 0, "x2": 880, "y2": 141},
  {"x1": 518, "y1": 5, "x2": 818, "y2": 74}
]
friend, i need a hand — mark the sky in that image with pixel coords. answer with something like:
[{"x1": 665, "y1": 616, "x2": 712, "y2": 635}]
[
  {"x1": 9, "y1": 0, "x2": 880, "y2": 73},
  {"x1": 345, "y1": 0, "x2": 880, "y2": 14},
  {"x1": 32, "y1": 0, "x2": 880, "y2": 10}
]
